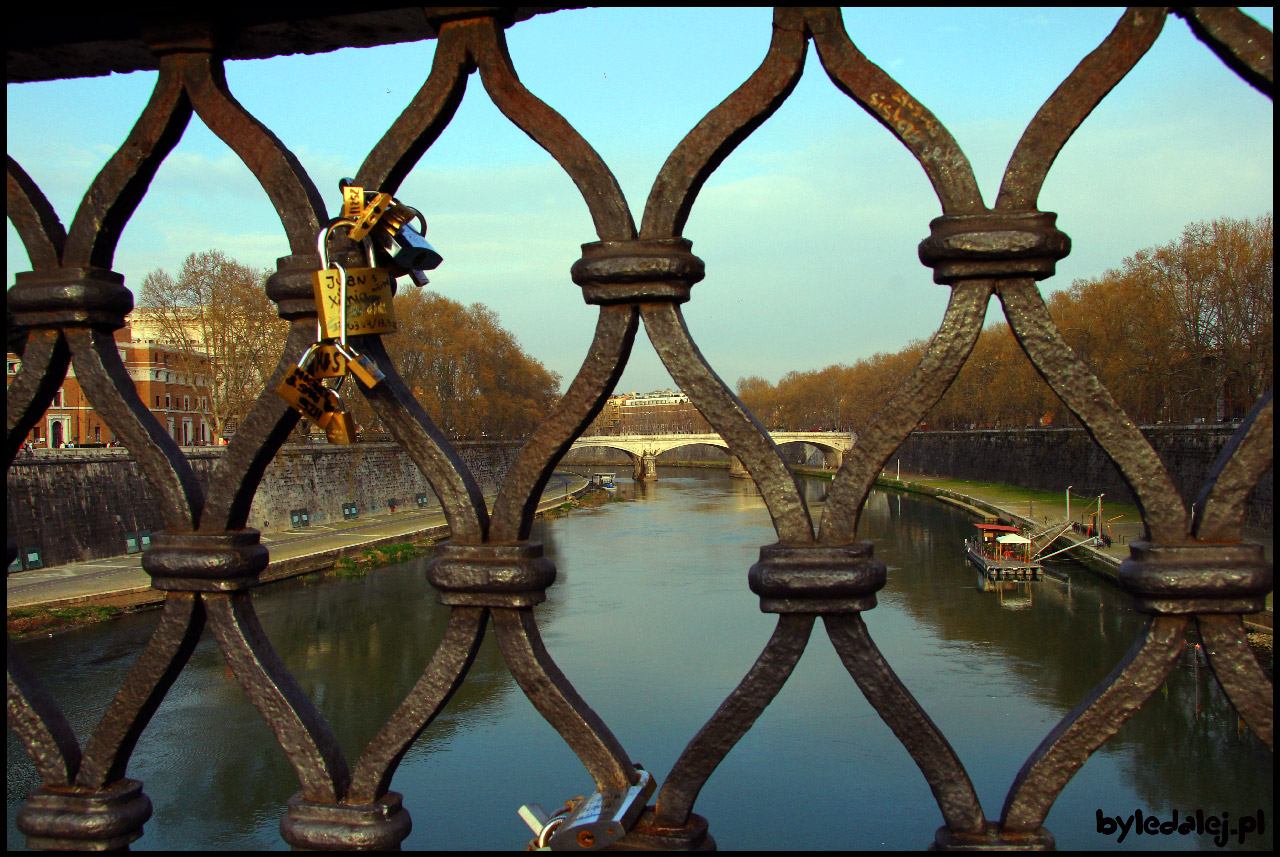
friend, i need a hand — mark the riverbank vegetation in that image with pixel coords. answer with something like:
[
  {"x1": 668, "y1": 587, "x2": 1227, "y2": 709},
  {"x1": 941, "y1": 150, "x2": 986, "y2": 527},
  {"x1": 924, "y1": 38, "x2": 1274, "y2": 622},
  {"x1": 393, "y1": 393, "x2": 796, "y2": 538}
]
[
  {"x1": 8, "y1": 604, "x2": 133, "y2": 639},
  {"x1": 738, "y1": 214, "x2": 1273, "y2": 430}
]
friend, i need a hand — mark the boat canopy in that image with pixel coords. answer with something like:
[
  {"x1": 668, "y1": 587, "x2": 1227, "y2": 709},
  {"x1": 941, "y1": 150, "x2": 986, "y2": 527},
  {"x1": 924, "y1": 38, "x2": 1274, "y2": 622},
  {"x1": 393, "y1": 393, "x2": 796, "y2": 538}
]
[
  {"x1": 997, "y1": 534, "x2": 1031, "y2": 544},
  {"x1": 973, "y1": 523, "x2": 1020, "y2": 533}
]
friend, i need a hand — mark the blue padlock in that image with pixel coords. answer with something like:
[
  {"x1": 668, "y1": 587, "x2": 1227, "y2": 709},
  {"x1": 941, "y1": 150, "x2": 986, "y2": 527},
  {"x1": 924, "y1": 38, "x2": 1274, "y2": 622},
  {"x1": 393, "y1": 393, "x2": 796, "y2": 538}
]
[{"x1": 372, "y1": 204, "x2": 442, "y2": 285}]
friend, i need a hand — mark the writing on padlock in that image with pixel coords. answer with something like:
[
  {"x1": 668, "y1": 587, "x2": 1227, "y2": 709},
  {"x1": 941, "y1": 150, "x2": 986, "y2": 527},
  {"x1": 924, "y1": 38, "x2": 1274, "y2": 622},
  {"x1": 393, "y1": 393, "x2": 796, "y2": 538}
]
[
  {"x1": 312, "y1": 234, "x2": 397, "y2": 340},
  {"x1": 520, "y1": 768, "x2": 654, "y2": 851},
  {"x1": 277, "y1": 363, "x2": 339, "y2": 425},
  {"x1": 307, "y1": 343, "x2": 349, "y2": 378}
]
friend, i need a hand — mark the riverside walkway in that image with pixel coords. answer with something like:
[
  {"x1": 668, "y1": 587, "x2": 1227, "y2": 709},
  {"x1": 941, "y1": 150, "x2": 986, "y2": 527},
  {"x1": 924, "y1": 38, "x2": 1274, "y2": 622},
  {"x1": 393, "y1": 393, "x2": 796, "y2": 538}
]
[
  {"x1": 7, "y1": 473, "x2": 589, "y2": 612},
  {"x1": 867, "y1": 469, "x2": 1273, "y2": 636}
]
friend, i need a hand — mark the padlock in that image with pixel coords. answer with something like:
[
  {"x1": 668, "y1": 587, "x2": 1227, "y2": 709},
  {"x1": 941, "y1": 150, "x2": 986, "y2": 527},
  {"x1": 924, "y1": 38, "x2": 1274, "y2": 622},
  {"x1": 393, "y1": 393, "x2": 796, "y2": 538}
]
[
  {"x1": 334, "y1": 341, "x2": 385, "y2": 388},
  {"x1": 277, "y1": 348, "x2": 339, "y2": 425},
  {"x1": 340, "y1": 181, "x2": 366, "y2": 221},
  {"x1": 323, "y1": 389, "x2": 358, "y2": 444},
  {"x1": 307, "y1": 342, "x2": 350, "y2": 378},
  {"x1": 368, "y1": 204, "x2": 443, "y2": 274},
  {"x1": 348, "y1": 192, "x2": 395, "y2": 242},
  {"x1": 542, "y1": 768, "x2": 654, "y2": 851},
  {"x1": 313, "y1": 222, "x2": 397, "y2": 340}
]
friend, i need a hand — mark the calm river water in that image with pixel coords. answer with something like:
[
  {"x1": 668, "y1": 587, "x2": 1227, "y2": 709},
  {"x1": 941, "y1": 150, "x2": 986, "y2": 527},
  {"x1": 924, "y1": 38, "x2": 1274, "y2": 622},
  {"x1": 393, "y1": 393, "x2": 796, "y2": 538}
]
[{"x1": 7, "y1": 468, "x2": 1272, "y2": 850}]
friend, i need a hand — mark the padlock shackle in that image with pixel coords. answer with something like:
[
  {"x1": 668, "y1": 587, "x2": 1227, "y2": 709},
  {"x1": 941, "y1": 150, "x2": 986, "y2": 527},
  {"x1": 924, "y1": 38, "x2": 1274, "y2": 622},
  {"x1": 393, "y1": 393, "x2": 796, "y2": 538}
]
[
  {"x1": 318, "y1": 218, "x2": 376, "y2": 349},
  {"x1": 317, "y1": 218, "x2": 375, "y2": 271}
]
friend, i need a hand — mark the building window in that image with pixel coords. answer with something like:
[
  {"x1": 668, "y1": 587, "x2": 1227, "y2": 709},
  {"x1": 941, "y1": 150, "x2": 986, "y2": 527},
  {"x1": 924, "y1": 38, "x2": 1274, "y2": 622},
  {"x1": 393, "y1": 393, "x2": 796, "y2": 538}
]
[
  {"x1": 165, "y1": 395, "x2": 171, "y2": 409},
  {"x1": 155, "y1": 395, "x2": 161, "y2": 407},
  {"x1": 184, "y1": 396, "x2": 190, "y2": 411}
]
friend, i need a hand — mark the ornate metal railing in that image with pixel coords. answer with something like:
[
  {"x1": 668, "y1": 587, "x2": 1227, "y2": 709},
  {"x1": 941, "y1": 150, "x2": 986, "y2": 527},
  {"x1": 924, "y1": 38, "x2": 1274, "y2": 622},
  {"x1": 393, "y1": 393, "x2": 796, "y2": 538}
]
[{"x1": 6, "y1": 7, "x2": 1272, "y2": 850}]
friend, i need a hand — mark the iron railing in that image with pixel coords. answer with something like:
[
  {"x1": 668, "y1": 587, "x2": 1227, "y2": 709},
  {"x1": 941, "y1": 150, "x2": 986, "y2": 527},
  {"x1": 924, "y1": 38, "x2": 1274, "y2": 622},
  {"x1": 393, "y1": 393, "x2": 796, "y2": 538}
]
[{"x1": 6, "y1": 7, "x2": 1272, "y2": 850}]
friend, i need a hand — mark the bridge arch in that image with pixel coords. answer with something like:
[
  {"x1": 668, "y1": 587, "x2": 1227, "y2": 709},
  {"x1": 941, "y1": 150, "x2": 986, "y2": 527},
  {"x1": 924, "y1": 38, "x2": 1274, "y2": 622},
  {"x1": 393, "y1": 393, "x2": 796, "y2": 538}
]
[{"x1": 567, "y1": 431, "x2": 854, "y2": 480}]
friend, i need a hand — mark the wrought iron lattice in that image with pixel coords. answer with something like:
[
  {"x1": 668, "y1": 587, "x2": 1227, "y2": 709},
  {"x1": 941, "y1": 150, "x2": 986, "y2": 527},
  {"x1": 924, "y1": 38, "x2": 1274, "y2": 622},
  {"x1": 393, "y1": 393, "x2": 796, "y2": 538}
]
[{"x1": 6, "y1": 6, "x2": 1273, "y2": 851}]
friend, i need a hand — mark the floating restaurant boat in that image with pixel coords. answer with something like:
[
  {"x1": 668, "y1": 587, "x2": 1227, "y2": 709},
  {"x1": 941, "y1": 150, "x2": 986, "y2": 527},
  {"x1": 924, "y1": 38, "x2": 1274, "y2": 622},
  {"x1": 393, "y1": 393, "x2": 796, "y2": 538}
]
[{"x1": 966, "y1": 523, "x2": 1042, "y2": 581}]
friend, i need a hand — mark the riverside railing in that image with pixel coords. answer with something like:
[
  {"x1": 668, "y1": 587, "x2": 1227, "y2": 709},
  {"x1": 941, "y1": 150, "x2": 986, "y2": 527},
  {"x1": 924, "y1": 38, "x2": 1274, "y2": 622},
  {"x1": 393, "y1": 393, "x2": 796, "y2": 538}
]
[{"x1": 6, "y1": 7, "x2": 1272, "y2": 850}]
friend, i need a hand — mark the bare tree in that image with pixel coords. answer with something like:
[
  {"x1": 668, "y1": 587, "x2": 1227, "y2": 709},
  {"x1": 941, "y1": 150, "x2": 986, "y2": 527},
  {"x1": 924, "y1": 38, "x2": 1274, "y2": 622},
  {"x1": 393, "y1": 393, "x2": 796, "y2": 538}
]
[{"x1": 138, "y1": 251, "x2": 288, "y2": 440}]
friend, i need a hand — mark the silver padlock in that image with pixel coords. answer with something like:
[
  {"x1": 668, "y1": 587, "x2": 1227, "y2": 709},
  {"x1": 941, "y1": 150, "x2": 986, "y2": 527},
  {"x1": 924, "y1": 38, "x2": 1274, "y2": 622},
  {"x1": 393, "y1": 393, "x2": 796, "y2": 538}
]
[{"x1": 546, "y1": 768, "x2": 654, "y2": 851}]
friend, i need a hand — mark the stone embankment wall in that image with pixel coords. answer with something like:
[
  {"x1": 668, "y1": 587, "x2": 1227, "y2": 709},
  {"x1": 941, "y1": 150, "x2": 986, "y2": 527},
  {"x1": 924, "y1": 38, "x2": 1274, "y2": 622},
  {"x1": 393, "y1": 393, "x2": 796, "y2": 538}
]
[
  {"x1": 890, "y1": 426, "x2": 1272, "y2": 528},
  {"x1": 7, "y1": 442, "x2": 520, "y2": 568}
]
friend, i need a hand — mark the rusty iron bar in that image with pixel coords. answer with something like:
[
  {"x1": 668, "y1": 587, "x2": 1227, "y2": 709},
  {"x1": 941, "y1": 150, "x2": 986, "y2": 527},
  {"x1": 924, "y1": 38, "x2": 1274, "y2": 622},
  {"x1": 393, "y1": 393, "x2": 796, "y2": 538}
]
[{"x1": 5, "y1": 6, "x2": 1273, "y2": 851}]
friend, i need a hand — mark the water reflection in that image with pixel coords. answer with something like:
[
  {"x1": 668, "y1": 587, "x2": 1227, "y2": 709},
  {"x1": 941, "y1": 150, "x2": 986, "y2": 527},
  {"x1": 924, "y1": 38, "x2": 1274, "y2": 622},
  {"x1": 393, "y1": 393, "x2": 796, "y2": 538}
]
[{"x1": 7, "y1": 467, "x2": 1271, "y2": 851}]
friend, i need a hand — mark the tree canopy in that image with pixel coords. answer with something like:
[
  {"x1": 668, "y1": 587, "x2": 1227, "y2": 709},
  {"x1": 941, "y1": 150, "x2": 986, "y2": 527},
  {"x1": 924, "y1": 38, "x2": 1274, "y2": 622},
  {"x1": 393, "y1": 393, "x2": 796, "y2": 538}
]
[{"x1": 738, "y1": 214, "x2": 1273, "y2": 430}]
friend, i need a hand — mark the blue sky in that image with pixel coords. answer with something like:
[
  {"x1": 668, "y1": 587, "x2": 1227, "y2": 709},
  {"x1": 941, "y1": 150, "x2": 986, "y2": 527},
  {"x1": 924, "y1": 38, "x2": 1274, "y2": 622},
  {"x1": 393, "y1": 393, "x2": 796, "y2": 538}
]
[{"x1": 7, "y1": 8, "x2": 1273, "y2": 395}]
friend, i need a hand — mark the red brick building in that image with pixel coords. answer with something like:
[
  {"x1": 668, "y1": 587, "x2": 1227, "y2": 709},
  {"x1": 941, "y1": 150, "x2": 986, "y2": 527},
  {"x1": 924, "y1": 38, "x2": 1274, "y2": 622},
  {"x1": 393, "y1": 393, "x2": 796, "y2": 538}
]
[{"x1": 8, "y1": 321, "x2": 214, "y2": 448}]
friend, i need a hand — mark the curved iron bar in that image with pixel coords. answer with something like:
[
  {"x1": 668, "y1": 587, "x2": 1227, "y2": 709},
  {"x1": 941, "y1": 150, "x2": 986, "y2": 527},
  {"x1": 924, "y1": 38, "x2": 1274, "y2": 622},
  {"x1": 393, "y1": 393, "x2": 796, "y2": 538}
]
[
  {"x1": 1192, "y1": 390, "x2": 1274, "y2": 541},
  {"x1": 65, "y1": 327, "x2": 203, "y2": 529},
  {"x1": 1001, "y1": 616, "x2": 1187, "y2": 831},
  {"x1": 201, "y1": 320, "x2": 309, "y2": 531},
  {"x1": 6, "y1": 331, "x2": 70, "y2": 467},
  {"x1": 824, "y1": 614, "x2": 985, "y2": 833},
  {"x1": 491, "y1": 608, "x2": 637, "y2": 793},
  {"x1": 491, "y1": 305, "x2": 639, "y2": 541},
  {"x1": 205, "y1": 592, "x2": 351, "y2": 804},
  {"x1": 76, "y1": 594, "x2": 207, "y2": 788},
  {"x1": 471, "y1": 14, "x2": 635, "y2": 241},
  {"x1": 174, "y1": 50, "x2": 328, "y2": 256},
  {"x1": 1196, "y1": 614, "x2": 1273, "y2": 749},
  {"x1": 807, "y1": 7, "x2": 984, "y2": 215},
  {"x1": 640, "y1": 7, "x2": 808, "y2": 240},
  {"x1": 62, "y1": 57, "x2": 192, "y2": 269},
  {"x1": 642, "y1": 303, "x2": 813, "y2": 543},
  {"x1": 996, "y1": 7, "x2": 1166, "y2": 211},
  {"x1": 7, "y1": 156, "x2": 66, "y2": 270},
  {"x1": 349, "y1": 607, "x2": 489, "y2": 804},
  {"x1": 654, "y1": 614, "x2": 815, "y2": 828},
  {"x1": 1177, "y1": 6, "x2": 1274, "y2": 96},
  {"x1": 819, "y1": 280, "x2": 993, "y2": 542},
  {"x1": 998, "y1": 280, "x2": 1188, "y2": 541},
  {"x1": 356, "y1": 18, "x2": 475, "y2": 194},
  {"x1": 357, "y1": 335, "x2": 490, "y2": 542},
  {"x1": 7, "y1": 645, "x2": 82, "y2": 787}
]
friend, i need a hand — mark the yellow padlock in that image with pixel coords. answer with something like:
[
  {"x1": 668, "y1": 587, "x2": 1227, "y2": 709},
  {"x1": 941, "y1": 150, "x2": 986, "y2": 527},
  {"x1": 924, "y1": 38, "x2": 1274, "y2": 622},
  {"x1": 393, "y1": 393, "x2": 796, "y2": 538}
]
[
  {"x1": 307, "y1": 343, "x2": 349, "y2": 379},
  {"x1": 341, "y1": 184, "x2": 366, "y2": 220},
  {"x1": 348, "y1": 192, "x2": 394, "y2": 242},
  {"x1": 313, "y1": 224, "x2": 397, "y2": 340},
  {"x1": 277, "y1": 363, "x2": 333, "y2": 424},
  {"x1": 323, "y1": 408, "x2": 358, "y2": 444}
]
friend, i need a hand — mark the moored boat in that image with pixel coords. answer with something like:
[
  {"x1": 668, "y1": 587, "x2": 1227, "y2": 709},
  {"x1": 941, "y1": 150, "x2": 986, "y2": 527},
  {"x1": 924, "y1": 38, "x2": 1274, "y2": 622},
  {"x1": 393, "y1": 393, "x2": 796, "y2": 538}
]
[{"x1": 966, "y1": 522, "x2": 1042, "y2": 581}]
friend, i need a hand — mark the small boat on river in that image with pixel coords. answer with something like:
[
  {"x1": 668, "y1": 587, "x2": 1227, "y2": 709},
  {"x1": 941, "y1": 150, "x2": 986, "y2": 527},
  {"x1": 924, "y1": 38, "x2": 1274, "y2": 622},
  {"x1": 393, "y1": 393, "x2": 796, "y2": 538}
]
[{"x1": 966, "y1": 523, "x2": 1042, "y2": 581}]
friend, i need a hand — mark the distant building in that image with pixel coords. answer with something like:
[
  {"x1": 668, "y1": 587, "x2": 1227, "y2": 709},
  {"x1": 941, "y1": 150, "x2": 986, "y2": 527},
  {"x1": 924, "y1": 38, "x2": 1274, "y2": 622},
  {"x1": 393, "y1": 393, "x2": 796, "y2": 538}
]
[
  {"x1": 585, "y1": 389, "x2": 712, "y2": 435},
  {"x1": 8, "y1": 319, "x2": 214, "y2": 448}
]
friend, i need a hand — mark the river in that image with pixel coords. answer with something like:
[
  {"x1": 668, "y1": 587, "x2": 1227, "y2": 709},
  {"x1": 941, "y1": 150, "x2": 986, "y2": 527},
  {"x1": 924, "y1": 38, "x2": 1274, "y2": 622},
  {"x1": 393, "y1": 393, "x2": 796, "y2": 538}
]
[{"x1": 6, "y1": 467, "x2": 1272, "y2": 850}]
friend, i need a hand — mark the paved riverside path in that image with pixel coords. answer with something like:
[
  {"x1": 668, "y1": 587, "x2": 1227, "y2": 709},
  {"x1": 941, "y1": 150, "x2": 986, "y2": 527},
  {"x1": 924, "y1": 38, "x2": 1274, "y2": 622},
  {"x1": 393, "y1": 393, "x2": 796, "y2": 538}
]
[{"x1": 8, "y1": 473, "x2": 588, "y2": 611}]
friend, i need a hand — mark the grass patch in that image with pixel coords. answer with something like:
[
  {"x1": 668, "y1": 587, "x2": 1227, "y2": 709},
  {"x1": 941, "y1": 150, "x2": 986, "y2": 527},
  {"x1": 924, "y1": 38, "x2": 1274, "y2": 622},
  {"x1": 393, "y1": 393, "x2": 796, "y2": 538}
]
[
  {"x1": 331, "y1": 540, "x2": 436, "y2": 575},
  {"x1": 7, "y1": 604, "x2": 126, "y2": 638}
]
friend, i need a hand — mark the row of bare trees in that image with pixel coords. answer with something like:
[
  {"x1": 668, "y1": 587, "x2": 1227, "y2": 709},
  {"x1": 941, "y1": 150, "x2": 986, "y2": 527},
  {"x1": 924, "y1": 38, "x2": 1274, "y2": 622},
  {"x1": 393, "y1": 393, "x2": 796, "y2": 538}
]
[
  {"x1": 138, "y1": 251, "x2": 560, "y2": 441},
  {"x1": 738, "y1": 214, "x2": 1273, "y2": 431}
]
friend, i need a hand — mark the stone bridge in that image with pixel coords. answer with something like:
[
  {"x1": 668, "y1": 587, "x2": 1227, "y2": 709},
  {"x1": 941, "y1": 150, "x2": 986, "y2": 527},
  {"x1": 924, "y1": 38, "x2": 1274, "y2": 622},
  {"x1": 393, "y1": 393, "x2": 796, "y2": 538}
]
[{"x1": 569, "y1": 431, "x2": 855, "y2": 480}]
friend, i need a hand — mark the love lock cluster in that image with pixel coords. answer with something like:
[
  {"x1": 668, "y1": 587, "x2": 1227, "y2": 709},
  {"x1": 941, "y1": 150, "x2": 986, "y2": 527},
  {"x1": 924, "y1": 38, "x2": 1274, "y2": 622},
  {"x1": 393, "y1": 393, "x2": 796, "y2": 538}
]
[{"x1": 275, "y1": 181, "x2": 443, "y2": 443}]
